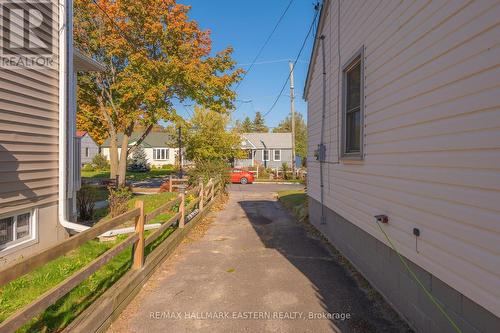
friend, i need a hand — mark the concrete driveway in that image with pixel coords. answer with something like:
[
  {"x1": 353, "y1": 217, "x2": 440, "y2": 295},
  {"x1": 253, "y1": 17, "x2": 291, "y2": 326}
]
[{"x1": 108, "y1": 184, "x2": 409, "y2": 333}]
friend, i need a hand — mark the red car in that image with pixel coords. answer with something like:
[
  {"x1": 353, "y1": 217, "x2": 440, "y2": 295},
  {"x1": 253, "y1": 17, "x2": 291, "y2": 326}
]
[{"x1": 229, "y1": 169, "x2": 254, "y2": 184}]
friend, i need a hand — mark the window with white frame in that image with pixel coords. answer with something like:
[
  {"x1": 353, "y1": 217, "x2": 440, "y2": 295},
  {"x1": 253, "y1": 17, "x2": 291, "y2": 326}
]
[
  {"x1": 153, "y1": 148, "x2": 169, "y2": 160},
  {"x1": 273, "y1": 149, "x2": 281, "y2": 161},
  {"x1": 0, "y1": 211, "x2": 35, "y2": 250},
  {"x1": 263, "y1": 149, "x2": 270, "y2": 161},
  {"x1": 342, "y1": 48, "x2": 364, "y2": 157}
]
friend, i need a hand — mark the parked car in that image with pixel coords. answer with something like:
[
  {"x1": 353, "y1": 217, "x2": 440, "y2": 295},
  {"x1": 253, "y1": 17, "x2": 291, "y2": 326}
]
[{"x1": 230, "y1": 169, "x2": 254, "y2": 184}]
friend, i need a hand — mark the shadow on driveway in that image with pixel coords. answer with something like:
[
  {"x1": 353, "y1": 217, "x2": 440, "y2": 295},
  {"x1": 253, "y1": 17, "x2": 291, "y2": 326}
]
[{"x1": 239, "y1": 199, "x2": 412, "y2": 333}]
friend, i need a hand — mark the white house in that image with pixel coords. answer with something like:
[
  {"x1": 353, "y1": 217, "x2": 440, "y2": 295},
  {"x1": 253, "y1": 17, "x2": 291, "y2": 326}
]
[
  {"x1": 76, "y1": 131, "x2": 100, "y2": 166},
  {"x1": 304, "y1": 1, "x2": 500, "y2": 332},
  {"x1": 101, "y1": 132, "x2": 178, "y2": 167}
]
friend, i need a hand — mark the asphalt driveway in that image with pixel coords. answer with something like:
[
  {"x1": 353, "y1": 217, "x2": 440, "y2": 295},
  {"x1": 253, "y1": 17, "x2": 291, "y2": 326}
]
[{"x1": 108, "y1": 183, "x2": 409, "y2": 333}]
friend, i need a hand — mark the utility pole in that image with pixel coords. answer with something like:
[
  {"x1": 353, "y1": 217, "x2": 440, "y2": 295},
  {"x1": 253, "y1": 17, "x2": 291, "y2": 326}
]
[
  {"x1": 289, "y1": 61, "x2": 296, "y2": 178},
  {"x1": 178, "y1": 126, "x2": 183, "y2": 178}
]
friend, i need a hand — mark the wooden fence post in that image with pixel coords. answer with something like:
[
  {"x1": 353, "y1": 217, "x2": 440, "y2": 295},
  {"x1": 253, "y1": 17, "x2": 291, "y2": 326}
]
[
  {"x1": 199, "y1": 181, "x2": 204, "y2": 212},
  {"x1": 169, "y1": 175, "x2": 173, "y2": 192},
  {"x1": 179, "y1": 192, "x2": 185, "y2": 228},
  {"x1": 133, "y1": 200, "x2": 145, "y2": 269}
]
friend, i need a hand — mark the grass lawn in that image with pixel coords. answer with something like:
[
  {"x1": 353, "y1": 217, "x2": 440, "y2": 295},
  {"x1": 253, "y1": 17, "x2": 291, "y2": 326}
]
[
  {"x1": 0, "y1": 192, "x2": 179, "y2": 332},
  {"x1": 81, "y1": 168, "x2": 175, "y2": 181},
  {"x1": 277, "y1": 189, "x2": 308, "y2": 221},
  {"x1": 93, "y1": 192, "x2": 178, "y2": 226}
]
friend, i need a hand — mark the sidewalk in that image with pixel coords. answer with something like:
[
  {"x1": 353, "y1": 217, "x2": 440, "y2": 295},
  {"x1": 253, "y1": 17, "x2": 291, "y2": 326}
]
[{"x1": 108, "y1": 186, "x2": 410, "y2": 333}]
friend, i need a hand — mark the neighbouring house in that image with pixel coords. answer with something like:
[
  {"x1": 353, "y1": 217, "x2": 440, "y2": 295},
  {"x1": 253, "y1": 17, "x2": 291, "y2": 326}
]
[
  {"x1": 304, "y1": 1, "x2": 500, "y2": 332},
  {"x1": 0, "y1": 0, "x2": 104, "y2": 266},
  {"x1": 235, "y1": 132, "x2": 293, "y2": 170},
  {"x1": 101, "y1": 132, "x2": 179, "y2": 167},
  {"x1": 76, "y1": 131, "x2": 100, "y2": 166}
]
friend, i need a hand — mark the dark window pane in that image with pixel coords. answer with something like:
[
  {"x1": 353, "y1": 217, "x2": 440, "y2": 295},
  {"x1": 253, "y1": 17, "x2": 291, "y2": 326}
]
[
  {"x1": 16, "y1": 213, "x2": 31, "y2": 239},
  {"x1": 263, "y1": 150, "x2": 269, "y2": 160},
  {"x1": 248, "y1": 150, "x2": 252, "y2": 159},
  {"x1": 346, "y1": 110, "x2": 361, "y2": 153},
  {"x1": 346, "y1": 60, "x2": 361, "y2": 112},
  {"x1": 0, "y1": 217, "x2": 14, "y2": 245}
]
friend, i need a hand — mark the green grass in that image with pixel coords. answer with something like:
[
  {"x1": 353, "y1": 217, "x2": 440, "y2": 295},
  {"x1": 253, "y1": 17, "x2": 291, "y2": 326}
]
[
  {"x1": 94, "y1": 192, "x2": 178, "y2": 226},
  {"x1": 81, "y1": 168, "x2": 175, "y2": 181},
  {"x1": 277, "y1": 189, "x2": 308, "y2": 221},
  {"x1": 0, "y1": 192, "x2": 179, "y2": 332}
]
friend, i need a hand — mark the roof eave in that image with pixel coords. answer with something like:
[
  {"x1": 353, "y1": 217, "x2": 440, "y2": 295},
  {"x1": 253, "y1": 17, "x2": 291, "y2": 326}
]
[
  {"x1": 73, "y1": 49, "x2": 106, "y2": 72},
  {"x1": 303, "y1": 0, "x2": 330, "y2": 101}
]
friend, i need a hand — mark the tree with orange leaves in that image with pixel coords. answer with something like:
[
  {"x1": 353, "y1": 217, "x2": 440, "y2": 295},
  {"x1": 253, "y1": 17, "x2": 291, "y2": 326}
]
[{"x1": 74, "y1": 0, "x2": 243, "y2": 184}]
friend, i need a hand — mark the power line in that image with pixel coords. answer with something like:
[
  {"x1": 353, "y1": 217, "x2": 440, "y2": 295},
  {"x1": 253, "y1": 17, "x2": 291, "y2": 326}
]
[
  {"x1": 234, "y1": 0, "x2": 295, "y2": 91},
  {"x1": 263, "y1": 7, "x2": 319, "y2": 118},
  {"x1": 238, "y1": 59, "x2": 307, "y2": 66}
]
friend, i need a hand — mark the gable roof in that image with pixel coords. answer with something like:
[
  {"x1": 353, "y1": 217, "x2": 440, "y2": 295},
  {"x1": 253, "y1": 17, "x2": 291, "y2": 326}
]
[
  {"x1": 76, "y1": 131, "x2": 87, "y2": 138},
  {"x1": 101, "y1": 132, "x2": 174, "y2": 148},
  {"x1": 242, "y1": 133, "x2": 292, "y2": 149}
]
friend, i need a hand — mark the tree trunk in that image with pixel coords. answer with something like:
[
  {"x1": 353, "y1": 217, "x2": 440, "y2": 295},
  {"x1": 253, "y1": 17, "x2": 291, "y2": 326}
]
[
  {"x1": 109, "y1": 130, "x2": 118, "y2": 179},
  {"x1": 117, "y1": 132, "x2": 130, "y2": 186}
]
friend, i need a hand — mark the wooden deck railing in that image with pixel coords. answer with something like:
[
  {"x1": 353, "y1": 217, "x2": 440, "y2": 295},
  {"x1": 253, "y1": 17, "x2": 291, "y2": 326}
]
[{"x1": 0, "y1": 178, "x2": 221, "y2": 333}]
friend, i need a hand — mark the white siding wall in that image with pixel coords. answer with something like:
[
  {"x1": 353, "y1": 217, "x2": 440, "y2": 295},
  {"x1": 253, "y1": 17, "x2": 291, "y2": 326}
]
[
  {"x1": 101, "y1": 147, "x2": 178, "y2": 167},
  {"x1": 306, "y1": 0, "x2": 500, "y2": 317}
]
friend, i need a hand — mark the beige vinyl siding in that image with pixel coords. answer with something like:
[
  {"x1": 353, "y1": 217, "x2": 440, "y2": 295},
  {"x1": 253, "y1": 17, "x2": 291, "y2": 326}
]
[
  {"x1": 0, "y1": 0, "x2": 59, "y2": 216},
  {"x1": 306, "y1": 0, "x2": 500, "y2": 318}
]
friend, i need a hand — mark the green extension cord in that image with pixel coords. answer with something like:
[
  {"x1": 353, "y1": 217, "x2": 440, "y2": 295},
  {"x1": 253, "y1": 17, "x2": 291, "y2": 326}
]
[{"x1": 375, "y1": 221, "x2": 463, "y2": 333}]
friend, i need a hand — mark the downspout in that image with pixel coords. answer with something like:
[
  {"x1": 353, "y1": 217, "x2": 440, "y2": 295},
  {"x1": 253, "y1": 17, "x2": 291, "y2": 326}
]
[
  {"x1": 58, "y1": 0, "x2": 89, "y2": 233},
  {"x1": 319, "y1": 34, "x2": 327, "y2": 225}
]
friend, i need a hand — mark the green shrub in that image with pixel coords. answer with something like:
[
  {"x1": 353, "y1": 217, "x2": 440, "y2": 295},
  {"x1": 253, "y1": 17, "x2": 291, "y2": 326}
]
[
  {"x1": 127, "y1": 145, "x2": 150, "y2": 172},
  {"x1": 188, "y1": 159, "x2": 229, "y2": 187},
  {"x1": 82, "y1": 163, "x2": 95, "y2": 172},
  {"x1": 77, "y1": 186, "x2": 97, "y2": 221},
  {"x1": 258, "y1": 165, "x2": 268, "y2": 179},
  {"x1": 92, "y1": 153, "x2": 110, "y2": 170},
  {"x1": 162, "y1": 164, "x2": 174, "y2": 170},
  {"x1": 108, "y1": 186, "x2": 133, "y2": 217},
  {"x1": 281, "y1": 162, "x2": 290, "y2": 180}
]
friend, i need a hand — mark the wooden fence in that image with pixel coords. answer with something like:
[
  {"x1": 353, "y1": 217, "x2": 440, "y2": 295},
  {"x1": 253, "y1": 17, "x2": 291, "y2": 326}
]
[
  {"x1": 0, "y1": 178, "x2": 221, "y2": 333},
  {"x1": 167, "y1": 175, "x2": 189, "y2": 192}
]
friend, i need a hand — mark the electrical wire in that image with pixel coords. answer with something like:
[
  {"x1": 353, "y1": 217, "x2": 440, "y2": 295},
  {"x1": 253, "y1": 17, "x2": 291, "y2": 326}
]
[
  {"x1": 234, "y1": 0, "x2": 295, "y2": 91},
  {"x1": 375, "y1": 221, "x2": 462, "y2": 332},
  {"x1": 238, "y1": 59, "x2": 307, "y2": 66},
  {"x1": 263, "y1": 7, "x2": 319, "y2": 118}
]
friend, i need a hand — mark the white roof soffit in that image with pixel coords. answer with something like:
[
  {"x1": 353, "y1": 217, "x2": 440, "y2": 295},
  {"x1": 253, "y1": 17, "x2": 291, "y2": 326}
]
[{"x1": 73, "y1": 49, "x2": 106, "y2": 72}]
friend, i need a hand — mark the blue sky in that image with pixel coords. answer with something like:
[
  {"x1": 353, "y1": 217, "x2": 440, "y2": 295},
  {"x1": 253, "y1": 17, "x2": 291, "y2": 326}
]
[{"x1": 177, "y1": 0, "x2": 318, "y2": 128}]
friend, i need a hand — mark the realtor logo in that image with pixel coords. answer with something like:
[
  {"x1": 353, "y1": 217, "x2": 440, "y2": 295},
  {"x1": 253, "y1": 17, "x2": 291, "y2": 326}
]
[{"x1": 1, "y1": 0, "x2": 55, "y2": 69}]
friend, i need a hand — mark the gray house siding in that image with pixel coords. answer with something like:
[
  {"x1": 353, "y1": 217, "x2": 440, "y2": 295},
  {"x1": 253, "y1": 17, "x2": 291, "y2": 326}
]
[
  {"x1": 234, "y1": 149, "x2": 293, "y2": 169},
  {"x1": 235, "y1": 133, "x2": 293, "y2": 169},
  {"x1": 80, "y1": 134, "x2": 99, "y2": 166},
  {"x1": 254, "y1": 148, "x2": 292, "y2": 169}
]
